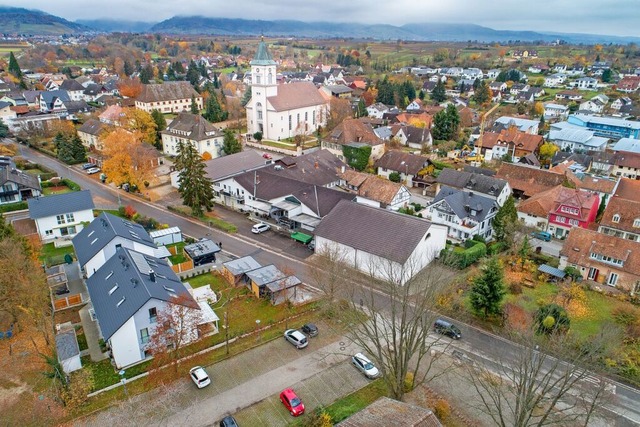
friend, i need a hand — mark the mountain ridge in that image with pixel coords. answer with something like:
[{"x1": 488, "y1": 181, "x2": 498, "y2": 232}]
[{"x1": 0, "y1": 6, "x2": 91, "y2": 34}]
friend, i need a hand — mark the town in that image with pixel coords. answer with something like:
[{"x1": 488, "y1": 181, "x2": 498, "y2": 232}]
[{"x1": 0, "y1": 6, "x2": 640, "y2": 427}]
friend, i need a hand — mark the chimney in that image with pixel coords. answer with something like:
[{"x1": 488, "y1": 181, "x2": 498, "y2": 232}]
[
  {"x1": 149, "y1": 269, "x2": 155, "y2": 282},
  {"x1": 314, "y1": 161, "x2": 319, "y2": 169}
]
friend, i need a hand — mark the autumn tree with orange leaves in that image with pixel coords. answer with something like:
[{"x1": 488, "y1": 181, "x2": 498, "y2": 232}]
[
  {"x1": 118, "y1": 108, "x2": 157, "y2": 144},
  {"x1": 117, "y1": 77, "x2": 143, "y2": 98},
  {"x1": 101, "y1": 128, "x2": 157, "y2": 188}
]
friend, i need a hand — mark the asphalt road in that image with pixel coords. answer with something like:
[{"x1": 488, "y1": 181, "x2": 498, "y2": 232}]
[{"x1": 14, "y1": 142, "x2": 640, "y2": 425}]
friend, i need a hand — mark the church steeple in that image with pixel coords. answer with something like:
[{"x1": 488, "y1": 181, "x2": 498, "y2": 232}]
[{"x1": 251, "y1": 37, "x2": 276, "y2": 66}]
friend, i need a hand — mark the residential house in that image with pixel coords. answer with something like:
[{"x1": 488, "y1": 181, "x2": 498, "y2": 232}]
[
  {"x1": 462, "y1": 68, "x2": 483, "y2": 80},
  {"x1": 529, "y1": 64, "x2": 550, "y2": 74},
  {"x1": 28, "y1": 190, "x2": 94, "y2": 242},
  {"x1": 612, "y1": 152, "x2": 640, "y2": 179},
  {"x1": 99, "y1": 104, "x2": 125, "y2": 125},
  {"x1": 338, "y1": 170, "x2": 411, "y2": 211},
  {"x1": 559, "y1": 228, "x2": 640, "y2": 292},
  {"x1": 72, "y1": 212, "x2": 158, "y2": 278},
  {"x1": 495, "y1": 163, "x2": 566, "y2": 199},
  {"x1": 435, "y1": 168, "x2": 511, "y2": 206},
  {"x1": 510, "y1": 83, "x2": 530, "y2": 95},
  {"x1": 544, "y1": 103, "x2": 569, "y2": 120},
  {"x1": 245, "y1": 40, "x2": 328, "y2": 141},
  {"x1": 38, "y1": 90, "x2": 70, "y2": 115},
  {"x1": 135, "y1": 81, "x2": 203, "y2": 114},
  {"x1": 486, "y1": 69, "x2": 500, "y2": 79},
  {"x1": 390, "y1": 124, "x2": 432, "y2": 149},
  {"x1": 554, "y1": 64, "x2": 568, "y2": 73},
  {"x1": 544, "y1": 73, "x2": 567, "y2": 87},
  {"x1": 611, "y1": 97, "x2": 632, "y2": 111},
  {"x1": 59, "y1": 79, "x2": 86, "y2": 101},
  {"x1": 612, "y1": 138, "x2": 640, "y2": 154},
  {"x1": 366, "y1": 102, "x2": 390, "y2": 119},
  {"x1": 320, "y1": 85, "x2": 353, "y2": 99},
  {"x1": 77, "y1": 119, "x2": 105, "y2": 149},
  {"x1": 598, "y1": 198, "x2": 640, "y2": 242},
  {"x1": 375, "y1": 150, "x2": 434, "y2": 188},
  {"x1": 566, "y1": 113, "x2": 640, "y2": 140},
  {"x1": 555, "y1": 91, "x2": 583, "y2": 101},
  {"x1": 86, "y1": 247, "x2": 206, "y2": 368},
  {"x1": 314, "y1": 200, "x2": 447, "y2": 285},
  {"x1": 551, "y1": 152, "x2": 593, "y2": 170},
  {"x1": 0, "y1": 168, "x2": 41, "y2": 205},
  {"x1": 548, "y1": 122, "x2": 609, "y2": 152},
  {"x1": 617, "y1": 76, "x2": 640, "y2": 93},
  {"x1": 161, "y1": 112, "x2": 224, "y2": 158},
  {"x1": 489, "y1": 81, "x2": 507, "y2": 92},
  {"x1": 493, "y1": 116, "x2": 539, "y2": 134},
  {"x1": 427, "y1": 185, "x2": 499, "y2": 241},
  {"x1": 566, "y1": 65, "x2": 585, "y2": 76},
  {"x1": 571, "y1": 77, "x2": 598, "y2": 90},
  {"x1": 323, "y1": 118, "x2": 386, "y2": 162},
  {"x1": 565, "y1": 170, "x2": 616, "y2": 203},
  {"x1": 513, "y1": 49, "x2": 538, "y2": 58},
  {"x1": 478, "y1": 127, "x2": 544, "y2": 162},
  {"x1": 579, "y1": 98, "x2": 606, "y2": 114}
]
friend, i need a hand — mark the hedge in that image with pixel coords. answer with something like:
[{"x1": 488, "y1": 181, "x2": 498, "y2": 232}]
[
  {"x1": 443, "y1": 241, "x2": 487, "y2": 269},
  {"x1": 62, "y1": 179, "x2": 81, "y2": 191},
  {"x1": 0, "y1": 201, "x2": 28, "y2": 213},
  {"x1": 342, "y1": 145, "x2": 371, "y2": 171}
]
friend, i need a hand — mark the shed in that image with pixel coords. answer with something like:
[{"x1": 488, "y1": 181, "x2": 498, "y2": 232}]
[
  {"x1": 55, "y1": 329, "x2": 81, "y2": 374},
  {"x1": 149, "y1": 227, "x2": 182, "y2": 246},
  {"x1": 265, "y1": 276, "x2": 302, "y2": 305},
  {"x1": 538, "y1": 264, "x2": 567, "y2": 281},
  {"x1": 183, "y1": 239, "x2": 221, "y2": 266},
  {"x1": 221, "y1": 256, "x2": 262, "y2": 285},
  {"x1": 245, "y1": 264, "x2": 286, "y2": 298}
]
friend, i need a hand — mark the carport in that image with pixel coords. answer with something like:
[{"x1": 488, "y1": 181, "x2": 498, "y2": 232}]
[{"x1": 538, "y1": 264, "x2": 567, "y2": 282}]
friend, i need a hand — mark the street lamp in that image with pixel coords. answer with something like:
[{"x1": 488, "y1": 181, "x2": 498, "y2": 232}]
[
  {"x1": 119, "y1": 369, "x2": 128, "y2": 397},
  {"x1": 255, "y1": 319, "x2": 261, "y2": 343}
]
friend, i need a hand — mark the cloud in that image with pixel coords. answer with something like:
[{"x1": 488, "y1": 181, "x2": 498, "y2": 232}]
[{"x1": 0, "y1": 0, "x2": 638, "y2": 37}]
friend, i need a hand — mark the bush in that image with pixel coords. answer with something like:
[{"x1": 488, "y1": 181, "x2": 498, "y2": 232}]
[
  {"x1": 388, "y1": 172, "x2": 401, "y2": 182},
  {"x1": 529, "y1": 252, "x2": 560, "y2": 268},
  {"x1": 612, "y1": 306, "x2": 638, "y2": 326},
  {"x1": 403, "y1": 372, "x2": 415, "y2": 392},
  {"x1": 61, "y1": 178, "x2": 81, "y2": 191},
  {"x1": 508, "y1": 282, "x2": 523, "y2": 295},
  {"x1": 433, "y1": 398, "x2": 451, "y2": 421},
  {"x1": 0, "y1": 201, "x2": 28, "y2": 213},
  {"x1": 123, "y1": 205, "x2": 137, "y2": 219},
  {"x1": 444, "y1": 241, "x2": 487, "y2": 269},
  {"x1": 487, "y1": 241, "x2": 508, "y2": 255},
  {"x1": 534, "y1": 303, "x2": 570, "y2": 334}
]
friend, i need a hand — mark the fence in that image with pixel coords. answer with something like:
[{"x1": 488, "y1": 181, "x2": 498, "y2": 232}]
[{"x1": 171, "y1": 260, "x2": 195, "y2": 273}]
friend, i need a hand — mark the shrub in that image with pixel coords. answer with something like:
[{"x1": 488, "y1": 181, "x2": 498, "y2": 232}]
[
  {"x1": 403, "y1": 372, "x2": 415, "y2": 392},
  {"x1": 433, "y1": 398, "x2": 451, "y2": 421},
  {"x1": 61, "y1": 178, "x2": 81, "y2": 191},
  {"x1": 388, "y1": 171, "x2": 402, "y2": 182},
  {"x1": 508, "y1": 282, "x2": 523, "y2": 295},
  {"x1": 612, "y1": 306, "x2": 638, "y2": 326},
  {"x1": 0, "y1": 201, "x2": 28, "y2": 213},
  {"x1": 534, "y1": 303, "x2": 570, "y2": 334},
  {"x1": 123, "y1": 205, "x2": 137, "y2": 219}
]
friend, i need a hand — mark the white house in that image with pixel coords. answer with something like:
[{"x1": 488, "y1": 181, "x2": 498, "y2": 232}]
[
  {"x1": 544, "y1": 73, "x2": 567, "y2": 88},
  {"x1": 571, "y1": 77, "x2": 598, "y2": 90},
  {"x1": 486, "y1": 69, "x2": 500, "y2": 79},
  {"x1": 314, "y1": 200, "x2": 447, "y2": 285},
  {"x1": 338, "y1": 170, "x2": 411, "y2": 211},
  {"x1": 72, "y1": 212, "x2": 158, "y2": 278},
  {"x1": 59, "y1": 79, "x2": 86, "y2": 102},
  {"x1": 28, "y1": 190, "x2": 95, "y2": 242},
  {"x1": 366, "y1": 102, "x2": 390, "y2": 119},
  {"x1": 245, "y1": 40, "x2": 328, "y2": 141},
  {"x1": 426, "y1": 186, "x2": 500, "y2": 241},
  {"x1": 161, "y1": 112, "x2": 224, "y2": 157},
  {"x1": 579, "y1": 99, "x2": 606, "y2": 114},
  {"x1": 544, "y1": 103, "x2": 570, "y2": 119},
  {"x1": 548, "y1": 122, "x2": 609, "y2": 152},
  {"x1": 86, "y1": 247, "x2": 207, "y2": 368}
]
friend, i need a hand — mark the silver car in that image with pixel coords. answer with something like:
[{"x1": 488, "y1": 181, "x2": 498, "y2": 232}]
[
  {"x1": 352, "y1": 353, "x2": 380, "y2": 379},
  {"x1": 284, "y1": 329, "x2": 308, "y2": 349}
]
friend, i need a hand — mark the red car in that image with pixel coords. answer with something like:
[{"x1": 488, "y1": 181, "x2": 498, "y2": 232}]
[
  {"x1": 280, "y1": 388, "x2": 305, "y2": 416},
  {"x1": 262, "y1": 153, "x2": 272, "y2": 159}
]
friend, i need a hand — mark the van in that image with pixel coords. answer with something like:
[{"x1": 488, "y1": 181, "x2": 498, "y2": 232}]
[
  {"x1": 434, "y1": 319, "x2": 461, "y2": 340},
  {"x1": 531, "y1": 231, "x2": 552, "y2": 242}
]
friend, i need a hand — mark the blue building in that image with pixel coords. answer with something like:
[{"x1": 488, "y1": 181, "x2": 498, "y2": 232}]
[{"x1": 567, "y1": 114, "x2": 640, "y2": 140}]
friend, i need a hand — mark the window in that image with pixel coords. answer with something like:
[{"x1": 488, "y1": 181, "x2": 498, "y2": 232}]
[
  {"x1": 608, "y1": 273, "x2": 619, "y2": 286},
  {"x1": 305, "y1": 112, "x2": 308, "y2": 122},
  {"x1": 634, "y1": 218, "x2": 640, "y2": 228},
  {"x1": 140, "y1": 328, "x2": 150, "y2": 344},
  {"x1": 289, "y1": 115, "x2": 292, "y2": 130},
  {"x1": 66, "y1": 213, "x2": 75, "y2": 223},
  {"x1": 256, "y1": 74, "x2": 261, "y2": 85},
  {"x1": 56, "y1": 214, "x2": 66, "y2": 225},
  {"x1": 45, "y1": 230, "x2": 53, "y2": 236},
  {"x1": 556, "y1": 216, "x2": 566, "y2": 223},
  {"x1": 612, "y1": 214, "x2": 620, "y2": 223},
  {"x1": 149, "y1": 307, "x2": 157, "y2": 323}
]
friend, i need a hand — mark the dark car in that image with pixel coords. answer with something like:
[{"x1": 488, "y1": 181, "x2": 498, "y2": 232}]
[
  {"x1": 301, "y1": 323, "x2": 318, "y2": 337},
  {"x1": 434, "y1": 318, "x2": 462, "y2": 340},
  {"x1": 219, "y1": 415, "x2": 239, "y2": 427}
]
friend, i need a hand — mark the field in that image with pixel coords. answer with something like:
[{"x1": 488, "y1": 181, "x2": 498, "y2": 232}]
[{"x1": 0, "y1": 43, "x2": 28, "y2": 57}]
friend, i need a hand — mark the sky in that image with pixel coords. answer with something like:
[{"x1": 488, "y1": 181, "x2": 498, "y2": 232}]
[{"x1": 1, "y1": 0, "x2": 639, "y2": 37}]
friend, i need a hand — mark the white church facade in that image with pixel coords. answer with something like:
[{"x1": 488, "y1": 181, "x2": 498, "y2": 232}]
[{"x1": 245, "y1": 40, "x2": 329, "y2": 141}]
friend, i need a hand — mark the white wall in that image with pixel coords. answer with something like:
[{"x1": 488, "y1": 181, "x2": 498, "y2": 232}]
[
  {"x1": 161, "y1": 134, "x2": 223, "y2": 157},
  {"x1": 84, "y1": 237, "x2": 156, "y2": 278},
  {"x1": 518, "y1": 212, "x2": 549, "y2": 229},
  {"x1": 36, "y1": 208, "x2": 94, "y2": 242},
  {"x1": 109, "y1": 317, "x2": 142, "y2": 369},
  {"x1": 61, "y1": 354, "x2": 82, "y2": 374}
]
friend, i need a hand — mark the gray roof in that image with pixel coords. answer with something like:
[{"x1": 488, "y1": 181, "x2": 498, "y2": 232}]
[
  {"x1": 87, "y1": 247, "x2": 198, "y2": 340},
  {"x1": 60, "y1": 79, "x2": 85, "y2": 92},
  {"x1": 437, "y1": 169, "x2": 507, "y2": 197},
  {"x1": 78, "y1": 118, "x2": 105, "y2": 136},
  {"x1": 251, "y1": 40, "x2": 276, "y2": 66},
  {"x1": 55, "y1": 329, "x2": 80, "y2": 361},
  {"x1": 265, "y1": 275, "x2": 301, "y2": 293},
  {"x1": 223, "y1": 255, "x2": 262, "y2": 276},
  {"x1": 72, "y1": 212, "x2": 155, "y2": 267},
  {"x1": 184, "y1": 239, "x2": 220, "y2": 258},
  {"x1": 40, "y1": 90, "x2": 70, "y2": 109},
  {"x1": 0, "y1": 168, "x2": 41, "y2": 190},
  {"x1": 375, "y1": 150, "x2": 432, "y2": 175},
  {"x1": 204, "y1": 150, "x2": 269, "y2": 182},
  {"x1": 28, "y1": 190, "x2": 94, "y2": 220},
  {"x1": 245, "y1": 264, "x2": 285, "y2": 286},
  {"x1": 162, "y1": 112, "x2": 223, "y2": 142},
  {"x1": 314, "y1": 200, "x2": 436, "y2": 264},
  {"x1": 538, "y1": 264, "x2": 567, "y2": 279},
  {"x1": 271, "y1": 149, "x2": 347, "y2": 186},
  {"x1": 613, "y1": 138, "x2": 640, "y2": 154},
  {"x1": 433, "y1": 186, "x2": 498, "y2": 223},
  {"x1": 495, "y1": 116, "x2": 538, "y2": 132}
]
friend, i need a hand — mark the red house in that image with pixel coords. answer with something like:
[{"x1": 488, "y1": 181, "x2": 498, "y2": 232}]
[{"x1": 547, "y1": 187, "x2": 599, "y2": 239}]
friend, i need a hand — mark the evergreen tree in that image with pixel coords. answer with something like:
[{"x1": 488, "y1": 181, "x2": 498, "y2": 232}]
[
  {"x1": 241, "y1": 86, "x2": 252, "y2": 107},
  {"x1": 150, "y1": 109, "x2": 167, "y2": 150},
  {"x1": 213, "y1": 72, "x2": 219, "y2": 89},
  {"x1": 0, "y1": 119, "x2": 8, "y2": 138},
  {"x1": 140, "y1": 64, "x2": 154, "y2": 84},
  {"x1": 222, "y1": 129, "x2": 242, "y2": 155},
  {"x1": 492, "y1": 196, "x2": 518, "y2": 242},
  {"x1": 376, "y1": 76, "x2": 395, "y2": 105},
  {"x1": 418, "y1": 89, "x2": 425, "y2": 101},
  {"x1": 469, "y1": 257, "x2": 506, "y2": 318},
  {"x1": 601, "y1": 68, "x2": 612, "y2": 83},
  {"x1": 190, "y1": 96, "x2": 199, "y2": 114},
  {"x1": 186, "y1": 60, "x2": 201, "y2": 87},
  {"x1": 8, "y1": 52, "x2": 22, "y2": 79},
  {"x1": 431, "y1": 104, "x2": 460, "y2": 141},
  {"x1": 176, "y1": 140, "x2": 214, "y2": 217},
  {"x1": 402, "y1": 80, "x2": 416, "y2": 102},
  {"x1": 357, "y1": 98, "x2": 368, "y2": 117},
  {"x1": 473, "y1": 80, "x2": 491, "y2": 105},
  {"x1": 123, "y1": 60, "x2": 134, "y2": 77},
  {"x1": 57, "y1": 134, "x2": 86, "y2": 164},
  {"x1": 203, "y1": 90, "x2": 224, "y2": 122},
  {"x1": 431, "y1": 79, "x2": 446, "y2": 103}
]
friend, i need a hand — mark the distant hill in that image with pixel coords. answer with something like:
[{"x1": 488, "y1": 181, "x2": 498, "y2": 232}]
[
  {"x1": 76, "y1": 19, "x2": 156, "y2": 33},
  {"x1": 0, "y1": 6, "x2": 91, "y2": 35},
  {"x1": 150, "y1": 16, "x2": 640, "y2": 44}
]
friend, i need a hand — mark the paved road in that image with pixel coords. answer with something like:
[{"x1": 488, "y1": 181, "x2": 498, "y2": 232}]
[{"x1": 15, "y1": 143, "x2": 640, "y2": 425}]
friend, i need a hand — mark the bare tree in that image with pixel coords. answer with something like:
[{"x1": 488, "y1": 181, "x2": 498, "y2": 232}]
[
  {"x1": 343, "y1": 252, "x2": 455, "y2": 400},
  {"x1": 306, "y1": 242, "x2": 350, "y2": 314},
  {"x1": 466, "y1": 327, "x2": 614, "y2": 427}
]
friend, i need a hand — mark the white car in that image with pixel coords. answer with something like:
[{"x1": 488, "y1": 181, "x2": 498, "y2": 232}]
[
  {"x1": 284, "y1": 329, "x2": 308, "y2": 349},
  {"x1": 352, "y1": 353, "x2": 380, "y2": 379},
  {"x1": 189, "y1": 366, "x2": 211, "y2": 388},
  {"x1": 86, "y1": 167, "x2": 101, "y2": 175},
  {"x1": 251, "y1": 223, "x2": 271, "y2": 234}
]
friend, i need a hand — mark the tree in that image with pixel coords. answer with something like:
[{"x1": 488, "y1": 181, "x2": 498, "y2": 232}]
[
  {"x1": 8, "y1": 51, "x2": 22, "y2": 79},
  {"x1": 186, "y1": 60, "x2": 201, "y2": 87},
  {"x1": 601, "y1": 68, "x2": 613, "y2": 83},
  {"x1": 388, "y1": 172, "x2": 401, "y2": 182},
  {"x1": 596, "y1": 194, "x2": 607, "y2": 222},
  {"x1": 241, "y1": 86, "x2": 252, "y2": 107},
  {"x1": 139, "y1": 63, "x2": 154, "y2": 84},
  {"x1": 203, "y1": 90, "x2": 225, "y2": 123},
  {"x1": 431, "y1": 104, "x2": 460, "y2": 141},
  {"x1": 117, "y1": 77, "x2": 143, "y2": 98},
  {"x1": 147, "y1": 293, "x2": 203, "y2": 373},
  {"x1": 123, "y1": 59, "x2": 134, "y2": 77},
  {"x1": 101, "y1": 128, "x2": 156, "y2": 188},
  {"x1": 119, "y1": 108, "x2": 158, "y2": 144},
  {"x1": 222, "y1": 129, "x2": 242, "y2": 155},
  {"x1": 356, "y1": 98, "x2": 368, "y2": 117},
  {"x1": 190, "y1": 96, "x2": 199, "y2": 114},
  {"x1": 469, "y1": 257, "x2": 506, "y2": 318},
  {"x1": 534, "y1": 303, "x2": 570, "y2": 335},
  {"x1": 326, "y1": 98, "x2": 353, "y2": 132},
  {"x1": 467, "y1": 328, "x2": 612, "y2": 427},
  {"x1": 518, "y1": 236, "x2": 531, "y2": 268},
  {"x1": 57, "y1": 133, "x2": 87, "y2": 165},
  {"x1": 493, "y1": 196, "x2": 518, "y2": 244},
  {"x1": 0, "y1": 118, "x2": 8, "y2": 138},
  {"x1": 473, "y1": 80, "x2": 491, "y2": 105},
  {"x1": 538, "y1": 142, "x2": 559, "y2": 166},
  {"x1": 175, "y1": 140, "x2": 214, "y2": 216},
  {"x1": 431, "y1": 79, "x2": 447, "y2": 103},
  {"x1": 150, "y1": 109, "x2": 167, "y2": 150}
]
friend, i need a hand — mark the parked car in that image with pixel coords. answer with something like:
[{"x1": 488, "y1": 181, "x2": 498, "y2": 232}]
[
  {"x1": 251, "y1": 223, "x2": 271, "y2": 234},
  {"x1": 301, "y1": 323, "x2": 318, "y2": 337},
  {"x1": 433, "y1": 319, "x2": 462, "y2": 340},
  {"x1": 307, "y1": 239, "x2": 315, "y2": 251},
  {"x1": 284, "y1": 329, "x2": 308, "y2": 349},
  {"x1": 280, "y1": 388, "x2": 305, "y2": 416},
  {"x1": 219, "y1": 416, "x2": 239, "y2": 427},
  {"x1": 86, "y1": 167, "x2": 101, "y2": 175},
  {"x1": 81, "y1": 163, "x2": 94, "y2": 170},
  {"x1": 262, "y1": 153, "x2": 272, "y2": 159},
  {"x1": 352, "y1": 353, "x2": 380, "y2": 379},
  {"x1": 189, "y1": 366, "x2": 211, "y2": 388},
  {"x1": 531, "y1": 231, "x2": 552, "y2": 242}
]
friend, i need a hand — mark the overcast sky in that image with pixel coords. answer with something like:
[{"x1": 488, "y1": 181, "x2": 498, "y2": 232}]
[{"x1": 2, "y1": 0, "x2": 639, "y2": 37}]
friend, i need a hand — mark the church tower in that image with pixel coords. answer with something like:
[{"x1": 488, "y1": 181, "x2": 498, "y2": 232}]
[{"x1": 249, "y1": 38, "x2": 277, "y2": 135}]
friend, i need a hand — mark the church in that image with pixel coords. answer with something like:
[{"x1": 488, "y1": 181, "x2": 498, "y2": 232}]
[{"x1": 245, "y1": 39, "x2": 329, "y2": 141}]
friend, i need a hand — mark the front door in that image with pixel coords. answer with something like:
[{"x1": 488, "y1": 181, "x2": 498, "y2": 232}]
[{"x1": 587, "y1": 267, "x2": 599, "y2": 281}]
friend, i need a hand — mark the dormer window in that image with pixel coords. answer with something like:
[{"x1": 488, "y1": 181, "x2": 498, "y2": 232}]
[
  {"x1": 612, "y1": 214, "x2": 620, "y2": 223},
  {"x1": 634, "y1": 218, "x2": 640, "y2": 228}
]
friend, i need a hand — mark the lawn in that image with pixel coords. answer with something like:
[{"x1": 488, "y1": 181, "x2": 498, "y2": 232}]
[
  {"x1": 43, "y1": 185, "x2": 74, "y2": 196},
  {"x1": 81, "y1": 356, "x2": 152, "y2": 391},
  {"x1": 166, "y1": 241, "x2": 187, "y2": 264},
  {"x1": 322, "y1": 379, "x2": 388, "y2": 424},
  {"x1": 40, "y1": 242, "x2": 76, "y2": 265}
]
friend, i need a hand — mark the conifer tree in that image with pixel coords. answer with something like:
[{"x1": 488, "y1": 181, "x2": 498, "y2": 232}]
[
  {"x1": 469, "y1": 257, "x2": 506, "y2": 318},
  {"x1": 176, "y1": 140, "x2": 214, "y2": 216}
]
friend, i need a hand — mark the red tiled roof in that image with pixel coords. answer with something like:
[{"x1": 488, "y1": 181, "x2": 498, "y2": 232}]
[{"x1": 496, "y1": 163, "x2": 565, "y2": 197}]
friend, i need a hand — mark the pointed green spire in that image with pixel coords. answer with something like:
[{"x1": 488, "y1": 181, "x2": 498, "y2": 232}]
[{"x1": 251, "y1": 38, "x2": 276, "y2": 66}]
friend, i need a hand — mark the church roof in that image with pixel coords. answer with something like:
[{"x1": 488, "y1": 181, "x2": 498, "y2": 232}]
[
  {"x1": 251, "y1": 39, "x2": 276, "y2": 66},
  {"x1": 267, "y1": 82, "x2": 327, "y2": 112}
]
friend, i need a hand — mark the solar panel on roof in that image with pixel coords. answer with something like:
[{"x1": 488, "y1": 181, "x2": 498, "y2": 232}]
[{"x1": 129, "y1": 250, "x2": 151, "y2": 274}]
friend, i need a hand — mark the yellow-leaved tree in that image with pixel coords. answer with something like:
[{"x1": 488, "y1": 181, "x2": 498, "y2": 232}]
[
  {"x1": 118, "y1": 108, "x2": 158, "y2": 144},
  {"x1": 101, "y1": 128, "x2": 156, "y2": 188}
]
